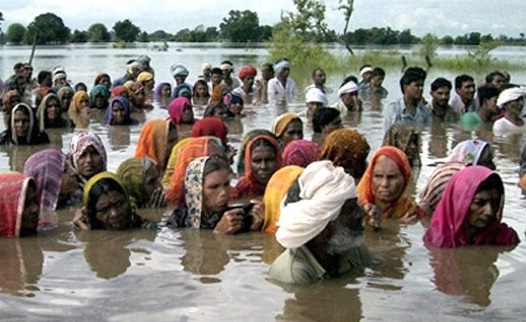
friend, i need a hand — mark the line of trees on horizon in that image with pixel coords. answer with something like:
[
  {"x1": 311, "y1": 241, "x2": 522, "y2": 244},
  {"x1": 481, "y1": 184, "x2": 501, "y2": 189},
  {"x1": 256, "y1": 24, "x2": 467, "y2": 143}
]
[{"x1": 1, "y1": 11, "x2": 525, "y2": 47}]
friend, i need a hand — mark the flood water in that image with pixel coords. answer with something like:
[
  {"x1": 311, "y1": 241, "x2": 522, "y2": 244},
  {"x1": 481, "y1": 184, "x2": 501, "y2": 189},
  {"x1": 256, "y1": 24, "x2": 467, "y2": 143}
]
[{"x1": 1, "y1": 43, "x2": 525, "y2": 321}]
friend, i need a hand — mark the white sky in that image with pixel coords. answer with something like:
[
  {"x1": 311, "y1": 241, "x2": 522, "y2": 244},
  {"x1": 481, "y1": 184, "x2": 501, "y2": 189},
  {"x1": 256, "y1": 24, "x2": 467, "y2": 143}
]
[{"x1": 1, "y1": 0, "x2": 525, "y2": 37}]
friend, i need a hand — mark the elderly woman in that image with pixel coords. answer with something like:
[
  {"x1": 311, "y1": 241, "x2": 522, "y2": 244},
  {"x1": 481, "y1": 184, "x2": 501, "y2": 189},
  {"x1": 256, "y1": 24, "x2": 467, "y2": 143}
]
[
  {"x1": 68, "y1": 132, "x2": 107, "y2": 196},
  {"x1": 90, "y1": 84, "x2": 110, "y2": 110},
  {"x1": 282, "y1": 139, "x2": 321, "y2": 168},
  {"x1": 233, "y1": 133, "x2": 281, "y2": 199},
  {"x1": 116, "y1": 157, "x2": 165, "y2": 208},
  {"x1": 357, "y1": 146, "x2": 424, "y2": 229},
  {"x1": 0, "y1": 172, "x2": 39, "y2": 237},
  {"x1": 0, "y1": 102, "x2": 50, "y2": 145},
  {"x1": 74, "y1": 172, "x2": 144, "y2": 230},
  {"x1": 311, "y1": 107, "x2": 342, "y2": 145},
  {"x1": 167, "y1": 156, "x2": 263, "y2": 234},
  {"x1": 320, "y1": 128, "x2": 370, "y2": 182},
  {"x1": 423, "y1": 166, "x2": 519, "y2": 247},
  {"x1": 36, "y1": 93, "x2": 69, "y2": 129},
  {"x1": 68, "y1": 90, "x2": 91, "y2": 129},
  {"x1": 101, "y1": 96, "x2": 137, "y2": 126},
  {"x1": 23, "y1": 149, "x2": 78, "y2": 213},
  {"x1": 382, "y1": 123, "x2": 421, "y2": 167},
  {"x1": 271, "y1": 113, "x2": 303, "y2": 148},
  {"x1": 135, "y1": 119, "x2": 178, "y2": 175}
]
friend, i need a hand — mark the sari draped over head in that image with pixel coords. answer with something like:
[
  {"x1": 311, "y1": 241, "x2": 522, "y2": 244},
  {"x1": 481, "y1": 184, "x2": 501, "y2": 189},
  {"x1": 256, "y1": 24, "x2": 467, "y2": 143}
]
[
  {"x1": 281, "y1": 139, "x2": 321, "y2": 168},
  {"x1": 89, "y1": 84, "x2": 110, "y2": 107},
  {"x1": 236, "y1": 129, "x2": 277, "y2": 176},
  {"x1": 134, "y1": 119, "x2": 171, "y2": 172},
  {"x1": 36, "y1": 93, "x2": 67, "y2": 130},
  {"x1": 94, "y1": 73, "x2": 111, "y2": 86},
  {"x1": 234, "y1": 134, "x2": 282, "y2": 199},
  {"x1": 168, "y1": 97, "x2": 193, "y2": 124},
  {"x1": 418, "y1": 161, "x2": 466, "y2": 216},
  {"x1": 57, "y1": 86, "x2": 74, "y2": 106},
  {"x1": 271, "y1": 113, "x2": 301, "y2": 138},
  {"x1": 165, "y1": 137, "x2": 224, "y2": 205},
  {"x1": 154, "y1": 82, "x2": 171, "y2": 101},
  {"x1": 2, "y1": 90, "x2": 21, "y2": 127},
  {"x1": 173, "y1": 84, "x2": 192, "y2": 99},
  {"x1": 262, "y1": 165, "x2": 304, "y2": 234},
  {"x1": 0, "y1": 172, "x2": 34, "y2": 237},
  {"x1": 116, "y1": 157, "x2": 157, "y2": 206},
  {"x1": 68, "y1": 90, "x2": 89, "y2": 127},
  {"x1": 68, "y1": 131, "x2": 108, "y2": 182},
  {"x1": 184, "y1": 157, "x2": 209, "y2": 229},
  {"x1": 382, "y1": 123, "x2": 421, "y2": 164},
  {"x1": 447, "y1": 139, "x2": 489, "y2": 165},
  {"x1": 162, "y1": 137, "x2": 192, "y2": 188},
  {"x1": 102, "y1": 96, "x2": 132, "y2": 126},
  {"x1": 10, "y1": 103, "x2": 35, "y2": 144},
  {"x1": 23, "y1": 149, "x2": 67, "y2": 213},
  {"x1": 320, "y1": 128, "x2": 370, "y2": 181},
  {"x1": 424, "y1": 166, "x2": 520, "y2": 248},
  {"x1": 111, "y1": 85, "x2": 127, "y2": 98},
  {"x1": 357, "y1": 146, "x2": 421, "y2": 219},
  {"x1": 191, "y1": 117, "x2": 228, "y2": 147}
]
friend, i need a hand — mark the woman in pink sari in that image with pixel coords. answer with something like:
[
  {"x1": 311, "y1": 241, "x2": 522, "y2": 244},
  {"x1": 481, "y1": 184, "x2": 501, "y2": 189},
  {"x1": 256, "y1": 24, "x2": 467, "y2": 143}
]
[{"x1": 424, "y1": 166, "x2": 519, "y2": 248}]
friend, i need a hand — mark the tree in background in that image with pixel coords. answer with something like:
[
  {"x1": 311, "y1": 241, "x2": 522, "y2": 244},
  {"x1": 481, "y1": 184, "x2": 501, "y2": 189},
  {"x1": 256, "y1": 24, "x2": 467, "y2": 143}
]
[
  {"x1": 71, "y1": 30, "x2": 88, "y2": 43},
  {"x1": 219, "y1": 10, "x2": 260, "y2": 42},
  {"x1": 419, "y1": 33, "x2": 439, "y2": 69},
  {"x1": 113, "y1": 19, "x2": 140, "y2": 43},
  {"x1": 26, "y1": 13, "x2": 70, "y2": 44},
  {"x1": 88, "y1": 23, "x2": 111, "y2": 42},
  {"x1": 6, "y1": 23, "x2": 26, "y2": 44}
]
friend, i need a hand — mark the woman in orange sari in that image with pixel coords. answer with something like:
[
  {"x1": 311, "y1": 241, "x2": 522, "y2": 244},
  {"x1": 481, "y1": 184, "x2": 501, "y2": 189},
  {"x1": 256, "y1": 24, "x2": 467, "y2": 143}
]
[{"x1": 134, "y1": 119, "x2": 178, "y2": 175}]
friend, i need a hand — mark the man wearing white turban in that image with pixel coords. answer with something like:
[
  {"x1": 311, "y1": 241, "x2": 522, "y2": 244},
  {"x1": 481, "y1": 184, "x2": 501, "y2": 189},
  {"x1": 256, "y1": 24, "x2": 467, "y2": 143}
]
[
  {"x1": 170, "y1": 64, "x2": 190, "y2": 86},
  {"x1": 267, "y1": 59, "x2": 297, "y2": 108},
  {"x1": 493, "y1": 86, "x2": 526, "y2": 136},
  {"x1": 305, "y1": 88, "x2": 328, "y2": 117},
  {"x1": 270, "y1": 160, "x2": 369, "y2": 284},
  {"x1": 330, "y1": 80, "x2": 361, "y2": 116}
]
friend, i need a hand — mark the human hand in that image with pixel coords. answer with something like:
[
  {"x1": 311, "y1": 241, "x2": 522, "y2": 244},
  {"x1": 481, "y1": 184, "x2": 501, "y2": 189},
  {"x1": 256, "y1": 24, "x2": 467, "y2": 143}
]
[
  {"x1": 248, "y1": 199, "x2": 264, "y2": 231},
  {"x1": 363, "y1": 203, "x2": 381, "y2": 230},
  {"x1": 399, "y1": 212, "x2": 419, "y2": 225},
  {"x1": 149, "y1": 187, "x2": 167, "y2": 208},
  {"x1": 214, "y1": 208, "x2": 244, "y2": 234},
  {"x1": 73, "y1": 208, "x2": 91, "y2": 230}
]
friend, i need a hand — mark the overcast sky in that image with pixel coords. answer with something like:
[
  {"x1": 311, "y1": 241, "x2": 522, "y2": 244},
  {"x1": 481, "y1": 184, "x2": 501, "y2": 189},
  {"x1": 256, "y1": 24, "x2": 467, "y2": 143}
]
[{"x1": 1, "y1": 0, "x2": 525, "y2": 37}]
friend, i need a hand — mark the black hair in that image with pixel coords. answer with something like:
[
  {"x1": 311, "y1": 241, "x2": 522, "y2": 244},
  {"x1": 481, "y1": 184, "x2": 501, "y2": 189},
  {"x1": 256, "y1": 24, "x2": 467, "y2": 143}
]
[
  {"x1": 211, "y1": 67, "x2": 223, "y2": 75},
  {"x1": 220, "y1": 60, "x2": 233, "y2": 66},
  {"x1": 75, "y1": 82, "x2": 88, "y2": 92},
  {"x1": 477, "y1": 85, "x2": 500, "y2": 106},
  {"x1": 430, "y1": 77, "x2": 452, "y2": 92},
  {"x1": 485, "y1": 71, "x2": 505, "y2": 84},
  {"x1": 13, "y1": 62, "x2": 24, "y2": 71},
  {"x1": 454, "y1": 74, "x2": 474, "y2": 90},
  {"x1": 476, "y1": 173, "x2": 504, "y2": 195},
  {"x1": 340, "y1": 75, "x2": 358, "y2": 88},
  {"x1": 372, "y1": 67, "x2": 385, "y2": 78},
  {"x1": 312, "y1": 68, "x2": 325, "y2": 77},
  {"x1": 399, "y1": 67, "x2": 426, "y2": 93},
  {"x1": 87, "y1": 178, "x2": 128, "y2": 229},
  {"x1": 203, "y1": 156, "x2": 231, "y2": 178},
  {"x1": 193, "y1": 79, "x2": 210, "y2": 98},
  {"x1": 204, "y1": 101, "x2": 226, "y2": 117},
  {"x1": 359, "y1": 64, "x2": 372, "y2": 72},
  {"x1": 312, "y1": 107, "x2": 340, "y2": 133},
  {"x1": 262, "y1": 63, "x2": 273, "y2": 71},
  {"x1": 37, "y1": 70, "x2": 52, "y2": 84},
  {"x1": 284, "y1": 179, "x2": 302, "y2": 206},
  {"x1": 249, "y1": 137, "x2": 278, "y2": 155}
]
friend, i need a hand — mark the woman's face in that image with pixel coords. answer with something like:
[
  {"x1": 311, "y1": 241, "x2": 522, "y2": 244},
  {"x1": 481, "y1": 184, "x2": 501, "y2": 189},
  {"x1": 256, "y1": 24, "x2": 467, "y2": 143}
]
[
  {"x1": 79, "y1": 97, "x2": 90, "y2": 112},
  {"x1": 465, "y1": 188, "x2": 500, "y2": 229},
  {"x1": 59, "y1": 165, "x2": 78, "y2": 200},
  {"x1": 162, "y1": 85, "x2": 171, "y2": 98},
  {"x1": 99, "y1": 76, "x2": 111, "y2": 89},
  {"x1": 196, "y1": 83, "x2": 208, "y2": 97},
  {"x1": 77, "y1": 146, "x2": 104, "y2": 179},
  {"x1": 95, "y1": 95, "x2": 107, "y2": 108},
  {"x1": 281, "y1": 120, "x2": 303, "y2": 145},
  {"x1": 111, "y1": 101, "x2": 126, "y2": 125},
  {"x1": 21, "y1": 185, "x2": 39, "y2": 236},
  {"x1": 46, "y1": 98, "x2": 61, "y2": 121},
  {"x1": 477, "y1": 146, "x2": 496, "y2": 170},
  {"x1": 93, "y1": 190, "x2": 132, "y2": 230},
  {"x1": 229, "y1": 102, "x2": 243, "y2": 115},
  {"x1": 133, "y1": 90, "x2": 145, "y2": 105},
  {"x1": 61, "y1": 92, "x2": 73, "y2": 109},
  {"x1": 13, "y1": 110, "x2": 30, "y2": 137},
  {"x1": 250, "y1": 145, "x2": 278, "y2": 185},
  {"x1": 182, "y1": 106, "x2": 194, "y2": 123},
  {"x1": 143, "y1": 165, "x2": 160, "y2": 197},
  {"x1": 202, "y1": 168, "x2": 230, "y2": 214},
  {"x1": 372, "y1": 156, "x2": 405, "y2": 204},
  {"x1": 144, "y1": 79, "x2": 155, "y2": 91},
  {"x1": 405, "y1": 134, "x2": 420, "y2": 162}
]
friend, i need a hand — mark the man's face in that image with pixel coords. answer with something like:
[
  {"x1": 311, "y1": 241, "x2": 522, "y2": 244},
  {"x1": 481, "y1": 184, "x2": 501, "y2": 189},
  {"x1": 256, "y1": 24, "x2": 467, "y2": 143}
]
[
  {"x1": 404, "y1": 80, "x2": 424, "y2": 100},
  {"x1": 456, "y1": 80, "x2": 476, "y2": 101},
  {"x1": 430, "y1": 86, "x2": 451, "y2": 107},
  {"x1": 313, "y1": 70, "x2": 326, "y2": 86}
]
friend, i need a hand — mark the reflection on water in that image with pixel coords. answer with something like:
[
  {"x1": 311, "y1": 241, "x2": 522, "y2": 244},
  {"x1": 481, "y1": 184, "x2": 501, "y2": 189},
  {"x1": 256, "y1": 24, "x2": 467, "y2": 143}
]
[{"x1": 0, "y1": 45, "x2": 525, "y2": 321}]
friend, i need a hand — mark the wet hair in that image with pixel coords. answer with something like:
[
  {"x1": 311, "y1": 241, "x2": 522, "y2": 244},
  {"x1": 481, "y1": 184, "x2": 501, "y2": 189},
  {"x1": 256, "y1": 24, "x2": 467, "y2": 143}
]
[
  {"x1": 312, "y1": 68, "x2": 325, "y2": 77},
  {"x1": 371, "y1": 67, "x2": 385, "y2": 78},
  {"x1": 75, "y1": 82, "x2": 88, "y2": 92},
  {"x1": 284, "y1": 179, "x2": 302, "y2": 206},
  {"x1": 86, "y1": 178, "x2": 127, "y2": 229},
  {"x1": 262, "y1": 63, "x2": 273, "y2": 71},
  {"x1": 204, "y1": 101, "x2": 226, "y2": 117},
  {"x1": 203, "y1": 156, "x2": 231, "y2": 178},
  {"x1": 430, "y1": 77, "x2": 452, "y2": 92},
  {"x1": 37, "y1": 70, "x2": 52, "y2": 84},
  {"x1": 13, "y1": 62, "x2": 24, "y2": 71},
  {"x1": 475, "y1": 173, "x2": 504, "y2": 195},
  {"x1": 399, "y1": 67, "x2": 426, "y2": 93},
  {"x1": 477, "y1": 85, "x2": 500, "y2": 106},
  {"x1": 340, "y1": 75, "x2": 358, "y2": 88},
  {"x1": 454, "y1": 74, "x2": 474, "y2": 90},
  {"x1": 211, "y1": 67, "x2": 223, "y2": 76},
  {"x1": 312, "y1": 107, "x2": 341, "y2": 133},
  {"x1": 193, "y1": 79, "x2": 210, "y2": 98},
  {"x1": 485, "y1": 71, "x2": 505, "y2": 84},
  {"x1": 250, "y1": 137, "x2": 278, "y2": 156}
]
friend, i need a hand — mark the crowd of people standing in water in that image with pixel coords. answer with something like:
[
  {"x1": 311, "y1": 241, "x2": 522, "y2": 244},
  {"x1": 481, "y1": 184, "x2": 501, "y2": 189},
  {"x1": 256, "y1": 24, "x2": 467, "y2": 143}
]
[{"x1": 0, "y1": 54, "x2": 524, "y2": 284}]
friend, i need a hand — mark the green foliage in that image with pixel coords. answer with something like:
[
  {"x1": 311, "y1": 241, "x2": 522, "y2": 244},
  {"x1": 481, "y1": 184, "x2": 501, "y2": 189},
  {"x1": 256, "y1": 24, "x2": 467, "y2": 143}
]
[
  {"x1": 219, "y1": 10, "x2": 266, "y2": 42},
  {"x1": 173, "y1": 25, "x2": 218, "y2": 42},
  {"x1": 71, "y1": 30, "x2": 88, "y2": 43},
  {"x1": 138, "y1": 31, "x2": 149, "y2": 42},
  {"x1": 26, "y1": 13, "x2": 70, "y2": 44},
  {"x1": 6, "y1": 23, "x2": 26, "y2": 44},
  {"x1": 149, "y1": 30, "x2": 173, "y2": 41},
  {"x1": 87, "y1": 23, "x2": 111, "y2": 42},
  {"x1": 344, "y1": 27, "x2": 417, "y2": 45},
  {"x1": 113, "y1": 19, "x2": 140, "y2": 43},
  {"x1": 440, "y1": 35, "x2": 454, "y2": 45},
  {"x1": 419, "y1": 33, "x2": 439, "y2": 62}
]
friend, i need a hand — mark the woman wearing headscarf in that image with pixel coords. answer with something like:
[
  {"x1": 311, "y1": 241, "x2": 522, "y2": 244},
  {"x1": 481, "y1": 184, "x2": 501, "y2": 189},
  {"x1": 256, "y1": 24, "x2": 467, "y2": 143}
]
[
  {"x1": 153, "y1": 82, "x2": 172, "y2": 108},
  {"x1": 382, "y1": 123, "x2": 421, "y2": 167},
  {"x1": 0, "y1": 102, "x2": 50, "y2": 145},
  {"x1": 135, "y1": 119, "x2": 178, "y2": 175},
  {"x1": 165, "y1": 137, "x2": 226, "y2": 205},
  {"x1": 423, "y1": 166, "x2": 519, "y2": 247},
  {"x1": 236, "y1": 129, "x2": 277, "y2": 176},
  {"x1": 357, "y1": 146, "x2": 424, "y2": 229},
  {"x1": 93, "y1": 73, "x2": 112, "y2": 90},
  {"x1": 2, "y1": 90, "x2": 22, "y2": 128},
  {"x1": 233, "y1": 133, "x2": 281, "y2": 199},
  {"x1": 57, "y1": 86, "x2": 74, "y2": 114},
  {"x1": 116, "y1": 157, "x2": 166, "y2": 208},
  {"x1": 282, "y1": 140, "x2": 321, "y2": 168},
  {"x1": 36, "y1": 93, "x2": 69, "y2": 130},
  {"x1": 136, "y1": 72, "x2": 154, "y2": 102},
  {"x1": 67, "y1": 90, "x2": 91, "y2": 129},
  {"x1": 320, "y1": 128, "x2": 370, "y2": 182},
  {"x1": 262, "y1": 165, "x2": 304, "y2": 234},
  {"x1": 23, "y1": 149, "x2": 78, "y2": 214},
  {"x1": 222, "y1": 92, "x2": 244, "y2": 118},
  {"x1": 167, "y1": 156, "x2": 263, "y2": 233},
  {"x1": 233, "y1": 65, "x2": 257, "y2": 104},
  {"x1": 447, "y1": 139, "x2": 496, "y2": 170},
  {"x1": 89, "y1": 84, "x2": 110, "y2": 110},
  {"x1": 0, "y1": 172, "x2": 39, "y2": 237},
  {"x1": 168, "y1": 96, "x2": 196, "y2": 126},
  {"x1": 101, "y1": 96, "x2": 137, "y2": 126},
  {"x1": 271, "y1": 113, "x2": 303, "y2": 148},
  {"x1": 126, "y1": 82, "x2": 152, "y2": 111},
  {"x1": 110, "y1": 85, "x2": 129, "y2": 100}
]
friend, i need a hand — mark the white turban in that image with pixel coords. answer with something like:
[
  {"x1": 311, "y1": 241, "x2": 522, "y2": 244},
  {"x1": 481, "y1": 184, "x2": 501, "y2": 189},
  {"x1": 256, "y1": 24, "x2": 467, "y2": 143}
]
[
  {"x1": 274, "y1": 60, "x2": 291, "y2": 74},
  {"x1": 305, "y1": 88, "x2": 328, "y2": 106},
  {"x1": 53, "y1": 66, "x2": 66, "y2": 77},
  {"x1": 202, "y1": 63, "x2": 212, "y2": 70},
  {"x1": 220, "y1": 62, "x2": 234, "y2": 71},
  {"x1": 276, "y1": 160, "x2": 357, "y2": 249},
  {"x1": 497, "y1": 87, "x2": 526, "y2": 108},
  {"x1": 53, "y1": 72, "x2": 66, "y2": 83},
  {"x1": 127, "y1": 61, "x2": 142, "y2": 74},
  {"x1": 171, "y1": 64, "x2": 189, "y2": 77},
  {"x1": 359, "y1": 66, "x2": 373, "y2": 77},
  {"x1": 337, "y1": 81, "x2": 359, "y2": 97}
]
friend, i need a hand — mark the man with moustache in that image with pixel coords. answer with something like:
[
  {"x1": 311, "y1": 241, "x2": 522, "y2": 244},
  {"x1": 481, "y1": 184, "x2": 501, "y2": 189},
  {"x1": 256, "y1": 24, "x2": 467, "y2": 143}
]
[
  {"x1": 450, "y1": 74, "x2": 479, "y2": 115},
  {"x1": 426, "y1": 77, "x2": 458, "y2": 122},
  {"x1": 270, "y1": 161, "x2": 370, "y2": 284},
  {"x1": 460, "y1": 85, "x2": 500, "y2": 131}
]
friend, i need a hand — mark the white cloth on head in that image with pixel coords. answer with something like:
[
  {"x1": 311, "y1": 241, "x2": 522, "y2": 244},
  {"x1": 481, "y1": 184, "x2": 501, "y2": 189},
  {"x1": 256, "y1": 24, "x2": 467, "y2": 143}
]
[
  {"x1": 171, "y1": 64, "x2": 189, "y2": 77},
  {"x1": 220, "y1": 62, "x2": 233, "y2": 71},
  {"x1": 53, "y1": 66, "x2": 65, "y2": 76},
  {"x1": 202, "y1": 63, "x2": 212, "y2": 70},
  {"x1": 337, "y1": 81, "x2": 359, "y2": 97},
  {"x1": 274, "y1": 60, "x2": 291, "y2": 74},
  {"x1": 305, "y1": 88, "x2": 328, "y2": 106},
  {"x1": 360, "y1": 67, "x2": 373, "y2": 77},
  {"x1": 127, "y1": 61, "x2": 142, "y2": 74},
  {"x1": 497, "y1": 86, "x2": 526, "y2": 108},
  {"x1": 276, "y1": 160, "x2": 357, "y2": 249},
  {"x1": 53, "y1": 72, "x2": 66, "y2": 83}
]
